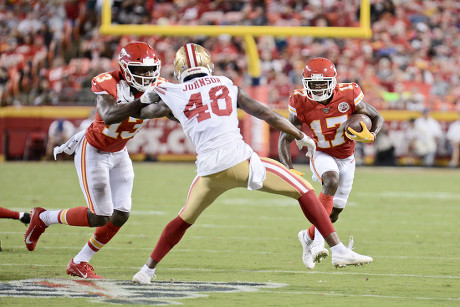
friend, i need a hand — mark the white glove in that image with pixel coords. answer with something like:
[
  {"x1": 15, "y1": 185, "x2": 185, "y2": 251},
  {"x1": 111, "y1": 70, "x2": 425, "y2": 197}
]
[
  {"x1": 140, "y1": 86, "x2": 156, "y2": 104},
  {"x1": 295, "y1": 134, "x2": 316, "y2": 158},
  {"x1": 116, "y1": 80, "x2": 134, "y2": 103}
]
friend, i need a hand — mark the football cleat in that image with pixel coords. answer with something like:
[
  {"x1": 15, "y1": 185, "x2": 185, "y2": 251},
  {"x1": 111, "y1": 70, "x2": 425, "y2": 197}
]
[
  {"x1": 310, "y1": 231, "x2": 329, "y2": 263},
  {"x1": 331, "y1": 238, "x2": 373, "y2": 268},
  {"x1": 66, "y1": 258, "x2": 103, "y2": 279},
  {"x1": 132, "y1": 271, "x2": 155, "y2": 284},
  {"x1": 20, "y1": 212, "x2": 31, "y2": 225},
  {"x1": 24, "y1": 207, "x2": 48, "y2": 251},
  {"x1": 298, "y1": 230, "x2": 315, "y2": 269}
]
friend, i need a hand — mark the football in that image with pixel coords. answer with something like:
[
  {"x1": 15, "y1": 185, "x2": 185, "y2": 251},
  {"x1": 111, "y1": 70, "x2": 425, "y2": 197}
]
[{"x1": 344, "y1": 114, "x2": 372, "y2": 134}]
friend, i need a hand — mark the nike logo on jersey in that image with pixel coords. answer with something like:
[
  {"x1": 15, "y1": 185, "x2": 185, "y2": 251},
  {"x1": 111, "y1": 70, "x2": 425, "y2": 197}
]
[{"x1": 25, "y1": 227, "x2": 35, "y2": 244}]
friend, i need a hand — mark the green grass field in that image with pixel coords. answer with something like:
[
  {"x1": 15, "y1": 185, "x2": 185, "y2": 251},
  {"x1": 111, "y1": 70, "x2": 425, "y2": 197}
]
[{"x1": 0, "y1": 162, "x2": 459, "y2": 306}]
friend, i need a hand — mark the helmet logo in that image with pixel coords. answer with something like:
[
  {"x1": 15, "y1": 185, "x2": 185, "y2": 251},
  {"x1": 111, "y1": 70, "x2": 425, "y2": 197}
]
[
  {"x1": 119, "y1": 48, "x2": 127, "y2": 60},
  {"x1": 338, "y1": 102, "x2": 350, "y2": 113}
]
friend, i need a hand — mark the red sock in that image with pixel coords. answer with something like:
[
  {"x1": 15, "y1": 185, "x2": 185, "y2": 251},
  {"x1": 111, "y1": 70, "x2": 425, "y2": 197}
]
[
  {"x1": 307, "y1": 192, "x2": 334, "y2": 239},
  {"x1": 150, "y1": 216, "x2": 192, "y2": 263},
  {"x1": 58, "y1": 207, "x2": 90, "y2": 226},
  {"x1": 87, "y1": 221, "x2": 121, "y2": 252},
  {"x1": 0, "y1": 207, "x2": 20, "y2": 219},
  {"x1": 298, "y1": 190, "x2": 335, "y2": 238}
]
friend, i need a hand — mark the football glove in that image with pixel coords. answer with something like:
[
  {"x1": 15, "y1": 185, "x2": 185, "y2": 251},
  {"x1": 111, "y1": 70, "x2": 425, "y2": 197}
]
[
  {"x1": 345, "y1": 121, "x2": 375, "y2": 143},
  {"x1": 295, "y1": 134, "x2": 316, "y2": 158},
  {"x1": 116, "y1": 80, "x2": 134, "y2": 104},
  {"x1": 290, "y1": 169, "x2": 305, "y2": 176},
  {"x1": 140, "y1": 86, "x2": 156, "y2": 104}
]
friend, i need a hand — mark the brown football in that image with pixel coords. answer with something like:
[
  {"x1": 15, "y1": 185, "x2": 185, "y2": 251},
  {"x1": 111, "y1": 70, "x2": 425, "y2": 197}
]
[{"x1": 344, "y1": 114, "x2": 372, "y2": 134}]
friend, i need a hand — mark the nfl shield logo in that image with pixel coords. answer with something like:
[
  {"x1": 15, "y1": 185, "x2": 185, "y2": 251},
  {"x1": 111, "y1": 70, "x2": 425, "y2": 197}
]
[{"x1": 323, "y1": 107, "x2": 330, "y2": 114}]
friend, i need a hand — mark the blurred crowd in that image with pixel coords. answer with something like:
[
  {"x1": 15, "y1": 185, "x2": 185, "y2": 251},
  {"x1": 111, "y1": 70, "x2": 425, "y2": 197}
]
[
  {"x1": 1, "y1": 0, "x2": 460, "y2": 113},
  {"x1": 2, "y1": 0, "x2": 460, "y2": 166}
]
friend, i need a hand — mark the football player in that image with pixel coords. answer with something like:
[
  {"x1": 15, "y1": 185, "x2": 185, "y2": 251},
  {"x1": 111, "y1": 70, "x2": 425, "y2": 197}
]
[
  {"x1": 24, "y1": 41, "x2": 164, "y2": 279},
  {"x1": 0, "y1": 207, "x2": 30, "y2": 225},
  {"x1": 123, "y1": 43, "x2": 373, "y2": 284},
  {"x1": 278, "y1": 58, "x2": 384, "y2": 269}
]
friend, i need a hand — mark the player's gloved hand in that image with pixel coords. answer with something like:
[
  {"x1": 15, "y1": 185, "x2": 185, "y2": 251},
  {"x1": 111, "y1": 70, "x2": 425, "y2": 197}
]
[
  {"x1": 290, "y1": 169, "x2": 305, "y2": 176},
  {"x1": 296, "y1": 134, "x2": 316, "y2": 158},
  {"x1": 116, "y1": 80, "x2": 134, "y2": 103},
  {"x1": 345, "y1": 122, "x2": 375, "y2": 143},
  {"x1": 140, "y1": 86, "x2": 156, "y2": 104}
]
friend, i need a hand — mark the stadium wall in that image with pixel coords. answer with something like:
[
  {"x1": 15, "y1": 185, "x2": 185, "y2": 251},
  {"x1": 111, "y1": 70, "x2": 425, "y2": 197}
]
[{"x1": 1, "y1": 106, "x2": 457, "y2": 163}]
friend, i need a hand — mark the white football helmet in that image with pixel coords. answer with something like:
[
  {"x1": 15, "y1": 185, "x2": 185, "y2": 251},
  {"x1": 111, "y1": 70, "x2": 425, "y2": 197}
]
[
  {"x1": 174, "y1": 43, "x2": 214, "y2": 82},
  {"x1": 118, "y1": 41, "x2": 161, "y2": 92},
  {"x1": 302, "y1": 57, "x2": 337, "y2": 102}
]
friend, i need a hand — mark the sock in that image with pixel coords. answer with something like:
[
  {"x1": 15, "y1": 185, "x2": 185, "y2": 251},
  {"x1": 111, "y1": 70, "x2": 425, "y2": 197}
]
[
  {"x1": 330, "y1": 242, "x2": 347, "y2": 255},
  {"x1": 40, "y1": 207, "x2": 90, "y2": 227},
  {"x1": 74, "y1": 222, "x2": 121, "y2": 264},
  {"x1": 307, "y1": 193, "x2": 334, "y2": 239},
  {"x1": 140, "y1": 265, "x2": 156, "y2": 278},
  {"x1": 150, "y1": 216, "x2": 192, "y2": 263},
  {"x1": 0, "y1": 207, "x2": 20, "y2": 219},
  {"x1": 298, "y1": 190, "x2": 335, "y2": 239}
]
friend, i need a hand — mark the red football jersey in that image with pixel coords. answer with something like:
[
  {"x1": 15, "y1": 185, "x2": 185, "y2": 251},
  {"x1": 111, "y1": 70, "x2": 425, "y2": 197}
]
[
  {"x1": 86, "y1": 71, "x2": 165, "y2": 152},
  {"x1": 288, "y1": 82, "x2": 364, "y2": 159}
]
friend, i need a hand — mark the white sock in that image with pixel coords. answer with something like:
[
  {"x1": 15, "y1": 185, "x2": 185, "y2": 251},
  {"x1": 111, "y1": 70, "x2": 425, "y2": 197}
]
[
  {"x1": 73, "y1": 243, "x2": 97, "y2": 264},
  {"x1": 39, "y1": 210, "x2": 60, "y2": 226},
  {"x1": 140, "y1": 265, "x2": 156, "y2": 278},
  {"x1": 330, "y1": 242, "x2": 347, "y2": 255}
]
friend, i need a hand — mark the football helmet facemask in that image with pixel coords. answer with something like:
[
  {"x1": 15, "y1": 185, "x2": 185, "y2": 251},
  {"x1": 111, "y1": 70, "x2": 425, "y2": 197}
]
[
  {"x1": 302, "y1": 57, "x2": 337, "y2": 102},
  {"x1": 118, "y1": 41, "x2": 161, "y2": 92},
  {"x1": 174, "y1": 43, "x2": 214, "y2": 82}
]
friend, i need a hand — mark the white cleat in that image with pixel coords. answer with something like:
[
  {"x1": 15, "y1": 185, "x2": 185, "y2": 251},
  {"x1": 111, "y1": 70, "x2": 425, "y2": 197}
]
[
  {"x1": 331, "y1": 237, "x2": 373, "y2": 268},
  {"x1": 132, "y1": 271, "x2": 154, "y2": 284},
  {"x1": 298, "y1": 230, "x2": 315, "y2": 269},
  {"x1": 311, "y1": 229, "x2": 329, "y2": 263}
]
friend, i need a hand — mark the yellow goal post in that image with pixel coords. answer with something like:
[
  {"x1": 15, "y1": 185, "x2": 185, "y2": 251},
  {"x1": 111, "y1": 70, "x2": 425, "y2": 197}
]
[{"x1": 99, "y1": 0, "x2": 371, "y2": 78}]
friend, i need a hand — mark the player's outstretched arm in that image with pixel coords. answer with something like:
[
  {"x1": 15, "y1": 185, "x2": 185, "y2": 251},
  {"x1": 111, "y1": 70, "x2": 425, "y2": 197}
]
[
  {"x1": 96, "y1": 94, "x2": 144, "y2": 125},
  {"x1": 279, "y1": 113, "x2": 303, "y2": 170},
  {"x1": 237, "y1": 87, "x2": 303, "y2": 139},
  {"x1": 237, "y1": 87, "x2": 316, "y2": 157}
]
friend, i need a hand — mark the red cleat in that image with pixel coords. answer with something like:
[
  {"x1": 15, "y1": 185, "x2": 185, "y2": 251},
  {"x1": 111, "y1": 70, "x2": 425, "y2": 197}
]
[
  {"x1": 66, "y1": 258, "x2": 104, "y2": 279},
  {"x1": 24, "y1": 207, "x2": 48, "y2": 251}
]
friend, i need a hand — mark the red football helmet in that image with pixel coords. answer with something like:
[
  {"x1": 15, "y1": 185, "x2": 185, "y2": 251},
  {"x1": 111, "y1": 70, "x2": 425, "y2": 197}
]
[
  {"x1": 118, "y1": 41, "x2": 161, "y2": 92},
  {"x1": 302, "y1": 57, "x2": 337, "y2": 102}
]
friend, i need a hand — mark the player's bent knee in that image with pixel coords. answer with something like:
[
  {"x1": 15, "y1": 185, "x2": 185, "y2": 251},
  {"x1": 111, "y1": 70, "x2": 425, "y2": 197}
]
[
  {"x1": 88, "y1": 213, "x2": 111, "y2": 227},
  {"x1": 111, "y1": 210, "x2": 130, "y2": 227}
]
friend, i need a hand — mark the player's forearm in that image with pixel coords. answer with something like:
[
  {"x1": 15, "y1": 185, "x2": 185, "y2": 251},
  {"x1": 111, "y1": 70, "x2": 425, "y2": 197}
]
[
  {"x1": 266, "y1": 114, "x2": 303, "y2": 140},
  {"x1": 278, "y1": 135, "x2": 294, "y2": 169},
  {"x1": 98, "y1": 97, "x2": 143, "y2": 125}
]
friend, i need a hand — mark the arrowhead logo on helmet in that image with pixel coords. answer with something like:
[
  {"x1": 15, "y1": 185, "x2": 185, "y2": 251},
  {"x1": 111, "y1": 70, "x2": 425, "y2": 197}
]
[{"x1": 174, "y1": 43, "x2": 214, "y2": 82}]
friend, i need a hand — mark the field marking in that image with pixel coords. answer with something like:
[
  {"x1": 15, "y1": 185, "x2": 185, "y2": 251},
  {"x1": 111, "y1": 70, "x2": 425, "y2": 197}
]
[
  {"x1": 257, "y1": 290, "x2": 460, "y2": 301},
  {"x1": 3, "y1": 244, "x2": 460, "y2": 261},
  {"x1": 1, "y1": 263, "x2": 459, "y2": 280}
]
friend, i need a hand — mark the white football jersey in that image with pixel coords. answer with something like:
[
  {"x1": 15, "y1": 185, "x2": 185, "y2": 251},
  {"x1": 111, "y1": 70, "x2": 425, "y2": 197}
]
[{"x1": 154, "y1": 75, "x2": 252, "y2": 175}]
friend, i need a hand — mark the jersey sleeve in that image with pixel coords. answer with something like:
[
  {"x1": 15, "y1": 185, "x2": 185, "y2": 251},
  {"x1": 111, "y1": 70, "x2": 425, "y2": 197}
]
[
  {"x1": 352, "y1": 82, "x2": 364, "y2": 107},
  {"x1": 91, "y1": 72, "x2": 118, "y2": 98}
]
